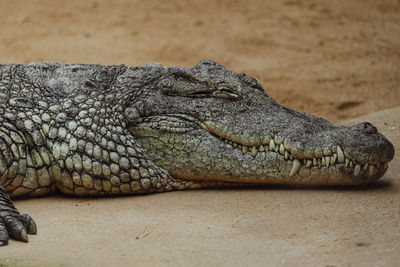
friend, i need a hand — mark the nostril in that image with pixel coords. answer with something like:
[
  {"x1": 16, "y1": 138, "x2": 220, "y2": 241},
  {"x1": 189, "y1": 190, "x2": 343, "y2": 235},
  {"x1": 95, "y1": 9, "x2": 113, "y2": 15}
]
[
  {"x1": 362, "y1": 122, "x2": 377, "y2": 134},
  {"x1": 351, "y1": 122, "x2": 377, "y2": 134}
]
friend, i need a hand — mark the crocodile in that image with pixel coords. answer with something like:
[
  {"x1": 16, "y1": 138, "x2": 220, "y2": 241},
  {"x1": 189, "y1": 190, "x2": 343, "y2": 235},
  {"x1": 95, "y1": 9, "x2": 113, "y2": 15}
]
[{"x1": 0, "y1": 60, "x2": 394, "y2": 246}]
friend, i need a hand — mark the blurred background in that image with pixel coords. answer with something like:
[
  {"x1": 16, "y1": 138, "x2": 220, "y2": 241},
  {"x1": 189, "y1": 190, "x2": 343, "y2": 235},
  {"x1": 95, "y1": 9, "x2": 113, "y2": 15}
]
[{"x1": 0, "y1": 0, "x2": 399, "y2": 122}]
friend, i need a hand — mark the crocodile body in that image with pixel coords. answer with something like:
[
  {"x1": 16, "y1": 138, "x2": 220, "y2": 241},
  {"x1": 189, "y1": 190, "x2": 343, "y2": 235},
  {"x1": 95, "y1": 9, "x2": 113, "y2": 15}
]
[{"x1": 0, "y1": 61, "x2": 395, "y2": 245}]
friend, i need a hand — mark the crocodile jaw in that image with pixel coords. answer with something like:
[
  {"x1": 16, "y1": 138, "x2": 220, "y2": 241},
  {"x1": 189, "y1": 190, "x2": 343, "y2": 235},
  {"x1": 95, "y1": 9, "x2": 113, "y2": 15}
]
[{"x1": 130, "y1": 115, "x2": 393, "y2": 186}]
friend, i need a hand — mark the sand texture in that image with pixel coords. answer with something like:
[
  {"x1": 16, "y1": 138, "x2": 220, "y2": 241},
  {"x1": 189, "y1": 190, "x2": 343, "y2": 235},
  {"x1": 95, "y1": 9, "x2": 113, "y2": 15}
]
[{"x1": 0, "y1": 0, "x2": 399, "y2": 266}]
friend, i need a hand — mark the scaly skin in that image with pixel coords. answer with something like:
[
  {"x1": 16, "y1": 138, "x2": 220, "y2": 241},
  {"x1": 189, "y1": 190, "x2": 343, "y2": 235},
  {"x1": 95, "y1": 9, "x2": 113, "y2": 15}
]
[{"x1": 0, "y1": 60, "x2": 395, "y2": 245}]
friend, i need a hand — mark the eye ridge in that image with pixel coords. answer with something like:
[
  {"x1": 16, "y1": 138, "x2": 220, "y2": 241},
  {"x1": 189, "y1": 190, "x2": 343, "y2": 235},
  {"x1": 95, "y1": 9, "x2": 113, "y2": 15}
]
[{"x1": 239, "y1": 73, "x2": 264, "y2": 91}]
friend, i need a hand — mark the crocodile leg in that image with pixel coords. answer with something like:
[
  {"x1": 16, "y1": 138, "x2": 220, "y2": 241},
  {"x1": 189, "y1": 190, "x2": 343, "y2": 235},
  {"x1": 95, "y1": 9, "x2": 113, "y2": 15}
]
[
  {"x1": 0, "y1": 120, "x2": 55, "y2": 245},
  {"x1": 0, "y1": 185, "x2": 36, "y2": 245}
]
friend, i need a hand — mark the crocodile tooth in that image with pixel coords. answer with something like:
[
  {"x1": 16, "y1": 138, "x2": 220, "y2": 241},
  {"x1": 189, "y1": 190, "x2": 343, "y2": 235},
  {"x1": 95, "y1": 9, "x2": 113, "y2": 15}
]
[
  {"x1": 242, "y1": 146, "x2": 249, "y2": 155},
  {"x1": 269, "y1": 140, "x2": 275, "y2": 151},
  {"x1": 331, "y1": 154, "x2": 337, "y2": 165},
  {"x1": 306, "y1": 160, "x2": 312, "y2": 168},
  {"x1": 274, "y1": 145, "x2": 279, "y2": 153},
  {"x1": 290, "y1": 159, "x2": 301, "y2": 176},
  {"x1": 318, "y1": 159, "x2": 321, "y2": 168},
  {"x1": 279, "y1": 144, "x2": 285, "y2": 155},
  {"x1": 233, "y1": 143, "x2": 238, "y2": 148},
  {"x1": 259, "y1": 145, "x2": 264, "y2": 152},
  {"x1": 337, "y1": 146, "x2": 344, "y2": 163},
  {"x1": 354, "y1": 164, "x2": 361, "y2": 176},
  {"x1": 368, "y1": 165, "x2": 375, "y2": 177},
  {"x1": 321, "y1": 157, "x2": 326, "y2": 166},
  {"x1": 345, "y1": 158, "x2": 349, "y2": 167},
  {"x1": 251, "y1": 146, "x2": 258, "y2": 157},
  {"x1": 363, "y1": 163, "x2": 368, "y2": 171},
  {"x1": 325, "y1": 156, "x2": 330, "y2": 167},
  {"x1": 284, "y1": 151, "x2": 289, "y2": 160},
  {"x1": 313, "y1": 158, "x2": 317, "y2": 166},
  {"x1": 349, "y1": 161, "x2": 354, "y2": 168},
  {"x1": 289, "y1": 155, "x2": 293, "y2": 160}
]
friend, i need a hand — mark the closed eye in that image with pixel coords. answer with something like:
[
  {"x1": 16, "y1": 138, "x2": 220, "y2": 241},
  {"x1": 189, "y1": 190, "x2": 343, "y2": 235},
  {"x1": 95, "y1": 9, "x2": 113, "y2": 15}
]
[{"x1": 212, "y1": 88, "x2": 240, "y2": 99}]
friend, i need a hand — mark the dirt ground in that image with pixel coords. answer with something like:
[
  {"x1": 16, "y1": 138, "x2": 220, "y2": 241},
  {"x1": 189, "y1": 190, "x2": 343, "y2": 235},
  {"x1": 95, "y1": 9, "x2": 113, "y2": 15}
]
[{"x1": 0, "y1": 0, "x2": 399, "y2": 266}]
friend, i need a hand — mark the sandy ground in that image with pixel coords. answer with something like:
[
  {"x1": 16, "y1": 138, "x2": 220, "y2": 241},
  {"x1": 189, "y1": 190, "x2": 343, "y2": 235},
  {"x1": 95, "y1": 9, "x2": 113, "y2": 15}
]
[{"x1": 0, "y1": 0, "x2": 399, "y2": 266}]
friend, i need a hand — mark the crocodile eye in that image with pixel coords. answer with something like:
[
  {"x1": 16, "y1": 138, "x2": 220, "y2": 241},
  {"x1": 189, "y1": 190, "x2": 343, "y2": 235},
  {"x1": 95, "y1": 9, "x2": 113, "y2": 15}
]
[{"x1": 212, "y1": 87, "x2": 239, "y2": 99}]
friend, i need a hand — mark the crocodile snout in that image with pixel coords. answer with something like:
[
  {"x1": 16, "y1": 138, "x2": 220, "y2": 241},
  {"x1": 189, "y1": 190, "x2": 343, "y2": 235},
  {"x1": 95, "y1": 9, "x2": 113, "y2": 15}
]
[{"x1": 341, "y1": 121, "x2": 395, "y2": 165}]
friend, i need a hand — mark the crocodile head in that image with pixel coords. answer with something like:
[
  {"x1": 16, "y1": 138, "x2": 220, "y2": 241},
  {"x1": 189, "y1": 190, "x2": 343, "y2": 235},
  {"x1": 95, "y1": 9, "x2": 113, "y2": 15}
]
[{"x1": 125, "y1": 60, "x2": 394, "y2": 186}]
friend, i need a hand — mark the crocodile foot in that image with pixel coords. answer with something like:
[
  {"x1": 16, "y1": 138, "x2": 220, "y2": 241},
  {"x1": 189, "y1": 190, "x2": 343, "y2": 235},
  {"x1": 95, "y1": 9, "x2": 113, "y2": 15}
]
[{"x1": 0, "y1": 186, "x2": 36, "y2": 246}]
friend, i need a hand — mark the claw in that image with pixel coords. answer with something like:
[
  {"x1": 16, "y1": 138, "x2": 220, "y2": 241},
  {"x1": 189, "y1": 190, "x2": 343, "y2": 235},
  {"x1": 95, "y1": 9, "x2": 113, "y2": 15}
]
[
  {"x1": 4, "y1": 215, "x2": 29, "y2": 242},
  {"x1": 17, "y1": 228, "x2": 28, "y2": 243},
  {"x1": 19, "y1": 214, "x2": 37, "y2": 234}
]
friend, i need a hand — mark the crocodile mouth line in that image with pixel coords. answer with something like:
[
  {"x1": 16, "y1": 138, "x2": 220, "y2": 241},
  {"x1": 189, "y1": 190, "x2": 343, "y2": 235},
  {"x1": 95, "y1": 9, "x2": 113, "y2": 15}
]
[
  {"x1": 217, "y1": 134, "x2": 389, "y2": 177},
  {"x1": 199, "y1": 123, "x2": 389, "y2": 178}
]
